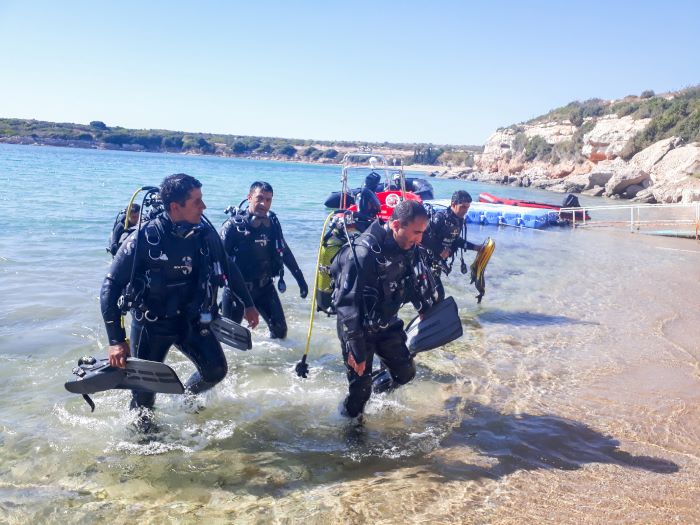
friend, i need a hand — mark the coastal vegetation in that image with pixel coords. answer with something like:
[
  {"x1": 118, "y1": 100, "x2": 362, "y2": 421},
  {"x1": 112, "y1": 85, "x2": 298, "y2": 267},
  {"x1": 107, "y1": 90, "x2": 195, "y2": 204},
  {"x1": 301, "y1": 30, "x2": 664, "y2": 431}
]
[
  {"x1": 614, "y1": 86, "x2": 700, "y2": 159},
  {"x1": 508, "y1": 85, "x2": 700, "y2": 164},
  {"x1": 0, "y1": 117, "x2": 482, "y2": 166}
]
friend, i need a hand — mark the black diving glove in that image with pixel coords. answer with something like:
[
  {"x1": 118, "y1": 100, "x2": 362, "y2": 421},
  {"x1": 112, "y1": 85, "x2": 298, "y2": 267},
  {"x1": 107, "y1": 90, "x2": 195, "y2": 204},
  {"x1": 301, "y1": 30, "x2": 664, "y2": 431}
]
[{"x1": 296, "y1": 275, "x2": 308, "y2": 299}]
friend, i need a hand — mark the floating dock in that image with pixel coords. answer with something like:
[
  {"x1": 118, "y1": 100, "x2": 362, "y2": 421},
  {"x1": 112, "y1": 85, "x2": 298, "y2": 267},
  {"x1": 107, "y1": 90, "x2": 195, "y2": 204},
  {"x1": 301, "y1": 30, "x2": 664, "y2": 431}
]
[{"x1": 426, "y1": 199, "x2": 560, "y2": 229}]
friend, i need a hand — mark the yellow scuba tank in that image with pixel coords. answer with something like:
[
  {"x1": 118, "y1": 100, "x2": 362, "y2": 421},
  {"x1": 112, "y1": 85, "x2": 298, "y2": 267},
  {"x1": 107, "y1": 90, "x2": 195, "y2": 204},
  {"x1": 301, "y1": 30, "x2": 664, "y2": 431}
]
[
  {"x1": 470, "y1": 237, "x2": 495, "y2": 303},
  {"x1": 316, "y1": 216, "x2": 357, "y2": 314}
]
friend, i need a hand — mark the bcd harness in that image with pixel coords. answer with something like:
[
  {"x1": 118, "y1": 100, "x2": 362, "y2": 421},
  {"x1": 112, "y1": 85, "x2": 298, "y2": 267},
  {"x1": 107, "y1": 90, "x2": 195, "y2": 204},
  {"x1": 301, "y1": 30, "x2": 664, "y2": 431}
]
[
  {"x1": 223, "y1": 205, "x2": 287, "y2": 292},
  {"x1": 329, "y1": 221, "x2": 437, "y2": 332},
  {"x1": 118, "y1": 215, "x2": 227, "y2": 330},
  {"x1": 424, "y1": 204, "x2": 470, "y2": 277}
]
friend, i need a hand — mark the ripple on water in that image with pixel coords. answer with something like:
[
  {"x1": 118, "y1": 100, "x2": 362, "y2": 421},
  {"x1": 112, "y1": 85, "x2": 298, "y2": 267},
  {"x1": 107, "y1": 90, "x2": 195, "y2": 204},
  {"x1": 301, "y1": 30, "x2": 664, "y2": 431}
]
[{"x1": 2, "y1": 145, "x2": 699, "y2": 523}]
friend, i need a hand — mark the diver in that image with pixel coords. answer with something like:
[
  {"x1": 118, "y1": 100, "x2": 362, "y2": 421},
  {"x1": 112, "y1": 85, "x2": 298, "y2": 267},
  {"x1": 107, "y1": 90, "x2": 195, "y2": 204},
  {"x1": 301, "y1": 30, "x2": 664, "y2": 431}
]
[
  {"x1": 421, "y1": 190, "x2": 480, "y2": 301},
  {"x1": 330, "y1": 199, "x2": 436, "y2": 419},
  {"x1": 107, "y1": 202, "x2": 140, "y2": 256},
  {"x1": 100, "y1": 173, "x2": 259, "y2": 424},
  {"x1": 220, "y1": 181, "x2": 308, "y2": 339},
  {"x1": 352, "y1": 172, "x2": 382, "y2": 232}
]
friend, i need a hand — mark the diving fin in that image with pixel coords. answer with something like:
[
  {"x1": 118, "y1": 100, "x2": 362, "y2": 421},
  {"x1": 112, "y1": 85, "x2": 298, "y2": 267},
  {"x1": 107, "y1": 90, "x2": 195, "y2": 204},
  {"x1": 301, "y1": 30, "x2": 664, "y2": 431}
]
[
  {"x1": 65, "y1": 356, "x2": 184, "y2": 411},
  {"x1": 470, "y1": 237, "x2": 495, "y2": 303},
  {"x1": 209, "y1": 316, "x2": 252, "y2": 351},
  {"x1": 65, "y1": 357, "x2": 124, "y2": 395},
  {"x1": 405, "y1": 296, "x2": 463, "y2": 354},
  {"x1": 119, "y1": 358, "x2": 184, "y2": 394}
]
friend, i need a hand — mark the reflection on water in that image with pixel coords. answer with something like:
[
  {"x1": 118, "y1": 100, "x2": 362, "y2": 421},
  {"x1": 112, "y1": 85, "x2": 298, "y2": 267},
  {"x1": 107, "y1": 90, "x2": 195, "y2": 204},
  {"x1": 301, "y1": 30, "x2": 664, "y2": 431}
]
[{"x1": 1, "y1": 144, "x2": 699, "y2": 523}]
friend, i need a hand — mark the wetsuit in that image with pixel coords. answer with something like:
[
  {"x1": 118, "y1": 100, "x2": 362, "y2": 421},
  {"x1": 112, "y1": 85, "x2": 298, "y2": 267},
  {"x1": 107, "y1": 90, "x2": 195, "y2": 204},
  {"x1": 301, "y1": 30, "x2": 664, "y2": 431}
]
[
  {"x1": 331, "y1": 219, "x2": 434, "y2": 417},
  {"x1": 220, "y1": 209, "x2": 307, "y2": 339},
  {"x1": 421, "y1": 207, "x2": 479, "y2": 300},
  {"x1": 100, "y1": 212, "x2": 253, "y2": 409}
]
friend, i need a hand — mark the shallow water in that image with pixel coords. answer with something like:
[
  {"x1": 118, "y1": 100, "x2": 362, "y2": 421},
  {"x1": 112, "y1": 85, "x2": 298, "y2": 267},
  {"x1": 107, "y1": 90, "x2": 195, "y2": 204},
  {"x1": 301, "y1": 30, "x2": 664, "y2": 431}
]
[{"x1": 1, "y1": 144, "x2": 699, "y2": 523}]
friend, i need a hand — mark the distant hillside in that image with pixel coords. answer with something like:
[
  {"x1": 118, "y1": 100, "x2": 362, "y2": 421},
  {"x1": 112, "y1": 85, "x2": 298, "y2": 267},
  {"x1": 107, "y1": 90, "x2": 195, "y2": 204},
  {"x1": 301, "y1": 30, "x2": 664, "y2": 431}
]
[{"x1": 0, "y1": 118, "x2": 483, "y2": 166}]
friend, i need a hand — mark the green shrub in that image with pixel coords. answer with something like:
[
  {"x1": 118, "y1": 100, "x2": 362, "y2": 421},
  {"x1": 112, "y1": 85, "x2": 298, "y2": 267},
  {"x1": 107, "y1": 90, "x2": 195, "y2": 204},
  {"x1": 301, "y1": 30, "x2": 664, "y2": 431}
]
[
  {"x1": 512, "y1": 132, "x2": 528, "y2": 152},
  {"x1": 612, "y1": 101, "x2": 639, "y2": 117},
  {"x1": 551, "y1": 140, "x2": 577, "y2": 161},
  {"x1": 569, "y1": 108, "x2": 584, "y2": 127},
  {"x1": 621, "y1": 88, "x2": 700, "y2": 158},
  {"x1": 523, "y1": 136, "x2": 552, "y2": 161},
  {"x1": 323, "y1": 148, "x2": 338, "y2": 159},
  {"x1": 277, "y1": 145, "x2": 297, "y2": 157},
  {"x1": 231, "y1": 141, "x2": 248, "y2": 154}
]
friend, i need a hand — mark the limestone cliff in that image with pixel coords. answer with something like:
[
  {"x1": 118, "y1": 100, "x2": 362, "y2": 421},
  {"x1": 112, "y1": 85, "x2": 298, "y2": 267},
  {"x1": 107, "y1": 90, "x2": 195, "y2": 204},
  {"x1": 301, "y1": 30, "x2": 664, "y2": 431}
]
[{"x1": 464, "y1": 90, "x2": 700, "y2": 204}]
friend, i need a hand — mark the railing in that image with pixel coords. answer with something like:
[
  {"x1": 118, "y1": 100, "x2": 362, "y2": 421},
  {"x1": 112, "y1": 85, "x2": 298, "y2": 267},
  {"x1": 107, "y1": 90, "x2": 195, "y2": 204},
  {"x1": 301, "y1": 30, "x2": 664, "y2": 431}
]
[{"x1": 559, "y1": 202, "x2": 700, "y2": 239}]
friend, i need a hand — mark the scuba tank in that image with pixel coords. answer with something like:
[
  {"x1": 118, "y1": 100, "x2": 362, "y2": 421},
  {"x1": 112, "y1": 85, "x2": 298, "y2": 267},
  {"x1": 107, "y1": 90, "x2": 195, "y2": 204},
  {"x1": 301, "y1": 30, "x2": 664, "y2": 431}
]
[{"x1": 315, "y1": 211, "x2": 362, "y2": 315}]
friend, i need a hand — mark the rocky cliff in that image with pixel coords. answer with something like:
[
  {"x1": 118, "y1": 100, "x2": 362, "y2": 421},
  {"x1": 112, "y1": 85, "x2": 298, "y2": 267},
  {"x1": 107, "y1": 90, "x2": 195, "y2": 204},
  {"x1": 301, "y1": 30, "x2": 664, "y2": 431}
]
[{"x1": 456, "y1": 91, "x2": 700, "y2": 204}]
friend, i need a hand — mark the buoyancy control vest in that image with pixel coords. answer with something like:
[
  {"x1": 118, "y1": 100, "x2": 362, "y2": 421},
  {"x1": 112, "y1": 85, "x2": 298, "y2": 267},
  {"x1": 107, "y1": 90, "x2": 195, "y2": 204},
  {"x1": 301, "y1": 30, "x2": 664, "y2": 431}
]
[
  {"x1": 424, "y1": 207, "x2": 463, "y2": 255},
  {"x1": 221, "y1": 208, "x2": 285, "y2": 284},
  {"x1": 422, "y1": 206, "x2": 473, "y2": 276},
  {"x1": 329, "y1": 220, "x2": 435, "y2": 330},
  {"x1": 122, "y1": 213, "x2": 225, "y2": 323}
]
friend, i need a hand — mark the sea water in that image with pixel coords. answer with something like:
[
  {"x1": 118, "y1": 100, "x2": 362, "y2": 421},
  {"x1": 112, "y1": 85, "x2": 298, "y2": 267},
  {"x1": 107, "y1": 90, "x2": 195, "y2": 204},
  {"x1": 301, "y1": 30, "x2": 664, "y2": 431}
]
[{"x1": 0, "y1": 143, "x2": 699, "y2": 523}]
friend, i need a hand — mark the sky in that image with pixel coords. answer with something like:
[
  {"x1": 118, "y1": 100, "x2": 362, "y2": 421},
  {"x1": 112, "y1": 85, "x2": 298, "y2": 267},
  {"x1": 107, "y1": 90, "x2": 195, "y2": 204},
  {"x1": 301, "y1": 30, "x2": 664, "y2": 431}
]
[{"x1": 1, "y1": 0, "x2": 698, "y2": 145}]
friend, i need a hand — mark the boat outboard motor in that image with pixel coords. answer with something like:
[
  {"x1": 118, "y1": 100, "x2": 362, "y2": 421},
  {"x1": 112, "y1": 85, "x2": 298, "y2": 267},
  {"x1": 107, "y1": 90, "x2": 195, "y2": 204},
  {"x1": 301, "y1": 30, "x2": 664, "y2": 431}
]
[
  {"x1": 411, "y1": 179, "x2": 434, "y2": 200},
  {"x1": 562, "y1": 194, "x2": 581, "y2": 208},
  {"x1": 324, "y1": 190, "x2": 356, "y2": 208}
]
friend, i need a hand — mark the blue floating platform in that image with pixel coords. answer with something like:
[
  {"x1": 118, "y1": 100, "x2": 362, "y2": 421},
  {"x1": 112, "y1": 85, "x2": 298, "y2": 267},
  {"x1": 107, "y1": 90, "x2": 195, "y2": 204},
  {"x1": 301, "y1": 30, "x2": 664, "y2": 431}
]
[{"x1": 428, "y1": 200, "x2": 558, "y2": 229}]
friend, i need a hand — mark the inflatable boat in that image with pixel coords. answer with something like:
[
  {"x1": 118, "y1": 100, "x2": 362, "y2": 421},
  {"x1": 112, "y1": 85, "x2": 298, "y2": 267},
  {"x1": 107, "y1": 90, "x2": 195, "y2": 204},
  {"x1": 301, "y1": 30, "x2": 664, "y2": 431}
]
[
  {"x1": 323, "y1": 177, "x2": 433, "y2": 208},
  {"x1": 479, "y1": 192, "x2": 590, "y2": 221}
]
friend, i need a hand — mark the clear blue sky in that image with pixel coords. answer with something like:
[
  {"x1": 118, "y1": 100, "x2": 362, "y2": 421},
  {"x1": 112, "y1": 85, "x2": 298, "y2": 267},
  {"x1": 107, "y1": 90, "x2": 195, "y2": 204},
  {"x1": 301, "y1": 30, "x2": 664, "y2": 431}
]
[{"x1": 1, "y1": 0, "x2": 698, "y2": 145}]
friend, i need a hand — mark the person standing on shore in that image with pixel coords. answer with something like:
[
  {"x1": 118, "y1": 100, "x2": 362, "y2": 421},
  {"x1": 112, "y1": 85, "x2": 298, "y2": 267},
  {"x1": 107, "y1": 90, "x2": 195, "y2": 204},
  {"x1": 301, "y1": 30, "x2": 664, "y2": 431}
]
[
  {"x1": 421, "y1": 190, "x2": 480, "y2": 301},
  {"x1": 331, "y1": 200, "x2": 435, "y2": 419},
  {"x1": 220, "y1": 181, "x2": 308, "y2": 339}
]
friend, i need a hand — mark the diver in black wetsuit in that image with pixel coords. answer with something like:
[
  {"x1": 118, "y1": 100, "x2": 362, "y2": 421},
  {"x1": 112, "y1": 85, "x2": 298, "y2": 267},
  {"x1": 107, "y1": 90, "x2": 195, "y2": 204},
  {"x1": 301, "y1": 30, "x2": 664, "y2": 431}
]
[
  {"x1": 100, "y1": 174, "x2": 260, "y2": 417},
  {"x1": 220, "y1": 181, "x2": 308, "y2": 339},
  {"x1": 421, "y1": 190, "x2": 480, "y2": 301},
  {"x1": 353, "y1": 172, "x2": 382, "y2": 232},
  {"x1": 331, "y1": 200, "x2": 436, "y2": 419},
  {"x1": 107, "y1": 203, "x2": 140, "y2": 257}
]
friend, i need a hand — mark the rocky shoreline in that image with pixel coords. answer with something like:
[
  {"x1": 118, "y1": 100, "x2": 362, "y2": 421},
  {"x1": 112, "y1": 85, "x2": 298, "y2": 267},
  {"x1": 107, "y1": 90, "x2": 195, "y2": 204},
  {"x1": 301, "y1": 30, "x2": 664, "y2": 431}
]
[{"x1": 431, "y1": 114, "x2": 700, "y2": 204}]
